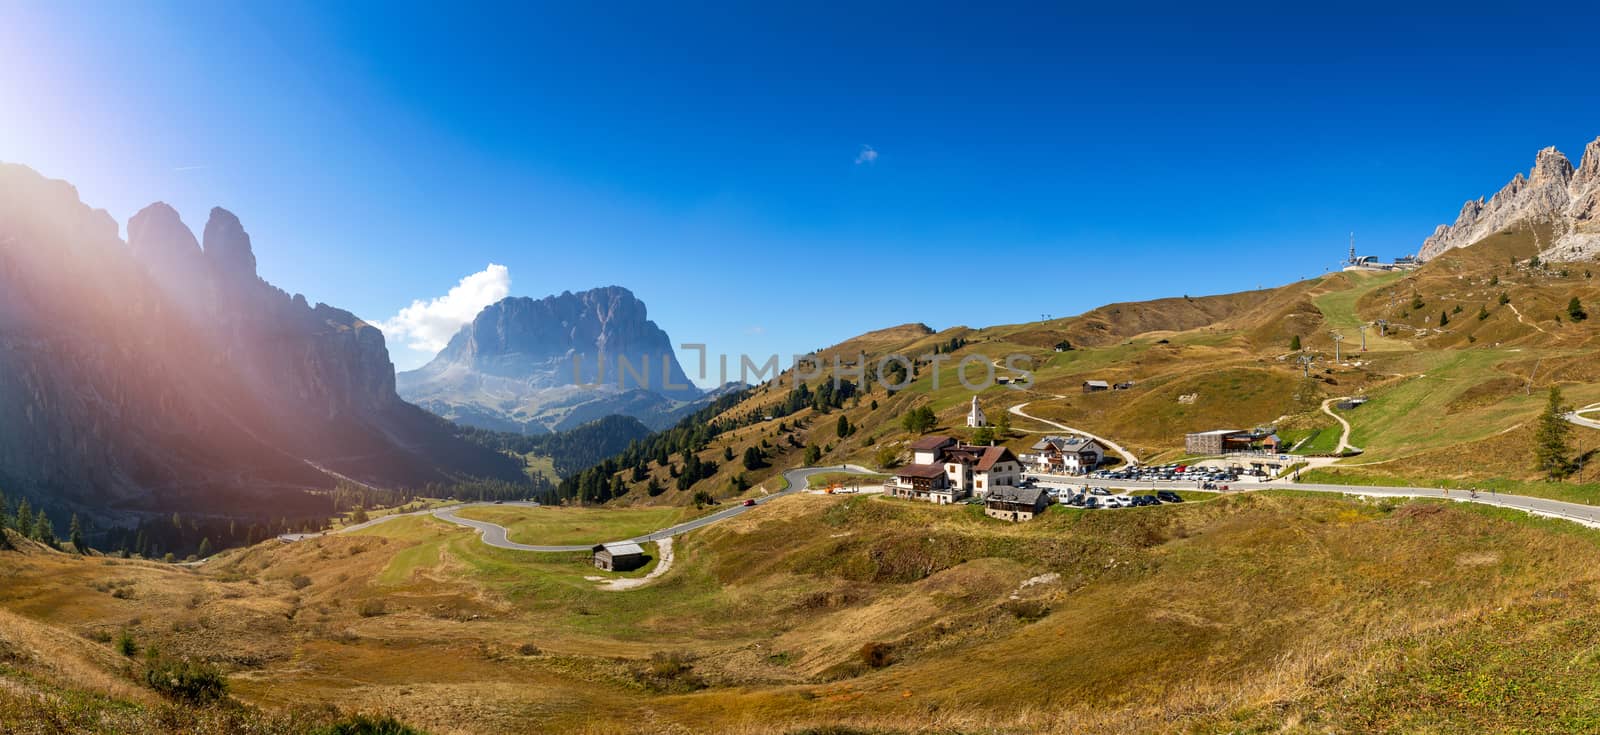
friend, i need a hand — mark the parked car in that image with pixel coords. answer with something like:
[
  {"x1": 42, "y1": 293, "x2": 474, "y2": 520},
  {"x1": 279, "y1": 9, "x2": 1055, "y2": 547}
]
[
  {"x1": 1084, "y1": 497, "x2": 1100, "y2": 509},
  {"x1": 1157, "y1": 491, "x2": 1183, "y2": 503},
  {"x1": 742, "y1": 499, "x2": 757, "y2": 507},
  {"x1": 1090, "y1": 487, "x2": 1111, "y2": 496}
]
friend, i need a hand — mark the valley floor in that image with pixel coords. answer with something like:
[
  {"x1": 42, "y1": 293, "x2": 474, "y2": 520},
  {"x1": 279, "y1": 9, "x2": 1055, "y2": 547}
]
[{"x1": 10, "y1": 481, "x2": 1600, "y2": 734}]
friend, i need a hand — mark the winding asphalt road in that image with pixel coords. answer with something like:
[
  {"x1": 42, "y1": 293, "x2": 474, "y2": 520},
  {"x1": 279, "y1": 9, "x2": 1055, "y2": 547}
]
[
  {"x1": 1041, "y1": 473, "x2": 1600, "y2": 529},
  {"x1": 1568, "y1": 404, "x2": 1600, "y2": 431},
  {"x1": 281, "y1": 466, "x2": 876, "y2": 551}
]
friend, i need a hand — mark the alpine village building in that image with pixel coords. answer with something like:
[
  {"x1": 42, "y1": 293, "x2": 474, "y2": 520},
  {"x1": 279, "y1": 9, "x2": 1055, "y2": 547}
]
[
  {"x1": 886, "y1": 435, "x2": 1024, "y2": 504},
  {"x1": 591, "y1": 541, "x2": 646, "y2": 572},
  {"x1": 983, "y1": 485, "x2": 1052, "y2": 522},
  {"x1": 1024, "y1": 435, "x2": 1106, "y2": 475}
]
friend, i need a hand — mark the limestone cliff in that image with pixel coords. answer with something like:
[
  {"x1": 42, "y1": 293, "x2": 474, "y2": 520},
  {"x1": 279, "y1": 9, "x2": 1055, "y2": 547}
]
[{"x1": 1420, "y1": 137, "x2": 1600, "y2": 261}]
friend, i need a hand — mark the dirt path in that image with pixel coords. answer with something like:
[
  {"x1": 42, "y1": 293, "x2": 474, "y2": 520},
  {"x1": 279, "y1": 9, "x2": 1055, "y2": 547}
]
[
  {"x1": 590, "y1": 538, "x2": 674, "y2": 591},
  {"x1": 1507, "y1": 302, "x2": 1549, "y2": 334},
  {"x1": 1008, "y1": 397, "x2": 1139, "y2": 465},
  {"x1": 1321, "y1": 397, "x2": 1358, "y2": 454}
]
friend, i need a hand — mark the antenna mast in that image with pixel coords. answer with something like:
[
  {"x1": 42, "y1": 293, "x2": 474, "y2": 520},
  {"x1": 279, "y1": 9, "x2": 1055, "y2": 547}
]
[{"x1": 1348, "y1": 232, "x2": 1356, "y2": 266}]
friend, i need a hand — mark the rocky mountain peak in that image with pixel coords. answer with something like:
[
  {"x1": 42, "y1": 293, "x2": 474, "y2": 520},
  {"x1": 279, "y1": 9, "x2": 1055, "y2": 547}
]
[
  {"x1": 1531, "y1": 146, "x2": 1574, "y2": 184},
  {"x1": 398, "y1": 285, "x2": 703, "y2": 433},
  {"x1": 127, "y1": 202, "x2": 200, "y2": 260},
  {"x1": 202, "y1": 207, "x2": 257, "y2": 281},
  {"x1": 1574, "y1": 137, "x2": 1600, "y2": 189},
  {"x1": 1419, "y1": 137, "x2": 1600, "y2": 261}
]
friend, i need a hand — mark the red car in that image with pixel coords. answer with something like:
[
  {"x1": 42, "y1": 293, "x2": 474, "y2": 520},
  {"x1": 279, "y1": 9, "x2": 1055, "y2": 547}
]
[{"x1": 742, "y1": 499, "x2": 757, "y2": 507}]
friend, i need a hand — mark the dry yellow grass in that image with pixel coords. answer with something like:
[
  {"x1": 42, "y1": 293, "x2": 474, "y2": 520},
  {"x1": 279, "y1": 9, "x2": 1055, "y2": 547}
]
[{"x1": 11, "y1": 490, "x2": 1600, "y2": 733}]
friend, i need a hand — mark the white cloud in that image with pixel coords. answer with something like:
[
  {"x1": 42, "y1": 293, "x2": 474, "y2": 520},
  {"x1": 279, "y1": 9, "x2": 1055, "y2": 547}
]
[
  {"x1": 744, "y1": 325, "x2": 766, "y2": 335},
  {"x1": 855, "y1": 144, "x2": 878, "y2": 165},
  {"x1": 379, "y1": 263, "x2": 511, "y2": 354}
]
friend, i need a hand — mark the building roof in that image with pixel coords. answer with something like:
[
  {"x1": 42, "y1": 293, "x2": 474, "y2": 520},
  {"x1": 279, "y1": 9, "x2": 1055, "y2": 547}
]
[
  {"x1": 896, "y1": 463, "x2": 948, "y2": 479},
  {"x1": 593, "y1": 541, "x2": 645, "y2": 556},
  {"x1": 909, "y1": 435, "x2": 956, "y2": 451},
  {"x1": 1187, "y1": 429, "x2": 1242, "y2": 437},
  {"x1": 1031, "y1": 435, "x2": 1101, "y2": 452},
  {"x1": 1083, "y1": 380, "x2": 1110, "y2": 388},
  {"x1": 975, "y1": 445, "x2": 1019, "y2": 471},
  {"x1": 985, "y1": 486, "x2": 1050, "y2": 506}
]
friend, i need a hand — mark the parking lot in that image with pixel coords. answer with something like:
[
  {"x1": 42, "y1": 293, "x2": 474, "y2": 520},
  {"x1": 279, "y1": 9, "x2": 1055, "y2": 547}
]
[
  {"x1": 1047, "y1": 484, "x2": 1189, "y2": 509},
  {"x1": 1086, "y1": 461, "x2": 1267, "y2": 489},
  {"x1": 1011, "y1": 461, "x2": 1279, "y2": 511}
]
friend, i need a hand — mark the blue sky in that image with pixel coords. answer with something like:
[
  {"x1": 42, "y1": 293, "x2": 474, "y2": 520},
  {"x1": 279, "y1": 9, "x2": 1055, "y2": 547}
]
[{"x1": 4, "y1": 2, "x2": 1600, "y2": 383}]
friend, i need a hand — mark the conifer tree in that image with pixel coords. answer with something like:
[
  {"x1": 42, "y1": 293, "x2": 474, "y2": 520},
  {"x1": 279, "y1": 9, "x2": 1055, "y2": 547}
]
[
  {"x1": 1535, "y1": 386, "x2": 1574, "y2": 479},
  {"x1": 196, "y1": 537, "x2": 212, "y2": 558},
  {"x1": 16, "y1": 499, "x2": 33, "y2": 538},
  {"x1": 35, "y1": 510, "x2": 55, "y2": 546},
  {"x1": 69, "y1": 514, "x2": 84, "y2": 553}
]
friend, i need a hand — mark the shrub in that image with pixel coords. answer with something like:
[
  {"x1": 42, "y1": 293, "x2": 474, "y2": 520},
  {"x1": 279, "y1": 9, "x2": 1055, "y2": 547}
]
[
  {"x1": 144, "y1": 652, "x2": 228, "y2": 705},
  {"x1": 310, "y1": 714, "x2": 425, "y2": 735},
  {"x1": 117, "y1": 629, "x2": 138, "y2": 657},
  {"x1": 874, "y1": 445, "x2": 901, "y2": 469},
  {"x1": 858, "y1": 642, "x2": 894, "y2": 669},
  {"x1": 648, "y1": 651, "x2": 692, "y2": 678},
  {"x1": 357, "y1": 599, "x2": 387, "y2": 617},
  {"x1": 290, "y1": 574, "x2": 313, "y2": 590},
  {"x1": 1001, "y1": 599, "x2": 1052, "y2": 622},
  {"x1": 517, "y1": 643, "x2": 542, "y2": 656},
  {"x1": 634, "y1": 651, "x2": 707, "y2": 693}
]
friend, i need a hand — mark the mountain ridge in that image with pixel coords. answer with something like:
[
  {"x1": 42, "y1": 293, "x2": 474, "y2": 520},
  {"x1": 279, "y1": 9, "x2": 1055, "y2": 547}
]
[
  {"x1": 398, "y1": 287, "x2": 703, "y2": 433},
  {"x1": 1420, "y1": 136, "x2": 1600, "y2": 261},
  {"x1": 0, "y1": 162, "x2": 524, "y2": 525}
]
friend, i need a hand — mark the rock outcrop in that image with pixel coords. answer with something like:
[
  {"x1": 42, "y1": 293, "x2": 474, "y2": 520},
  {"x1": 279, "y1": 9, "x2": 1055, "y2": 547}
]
[
  {"x1": 1420, "y1": 137, "x2": 1600, "y2": 261},
  {"x1": 398, "y1": 288, "x2": 703, "y2": 433},
  {"x1": 0, "y1": 163, "x2": 523, "y2": 525}
]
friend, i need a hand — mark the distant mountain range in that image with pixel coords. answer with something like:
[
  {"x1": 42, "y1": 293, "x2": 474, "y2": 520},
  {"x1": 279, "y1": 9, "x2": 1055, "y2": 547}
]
[
  {"x1": 0, "y1": 163, "x2": 524, "y2": 524},
  {"x1": 1421, "y1": 136, "x2": 1600, "y2": 261},
  {"x1": 397, "y1": 287, "x2": 710, "y2": 433}
]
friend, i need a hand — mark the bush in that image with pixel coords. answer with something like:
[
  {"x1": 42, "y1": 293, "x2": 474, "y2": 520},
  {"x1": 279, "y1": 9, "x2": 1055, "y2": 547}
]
[
  {"x1": 517, "y1": 643, "x2": 542, "y2": 656},
  {"x1": 144, "y1": 652, "x2": 228, "y2": 705},
  {"x1": 874, "y1": 445, "x2": 901, "y2": 469},
  {"x1": 117, "y1": 629, "x2": 138, "y2": 657},
  {"x1": 634, "y1": 651, "x2": 706, "y2": 693},
  {"x1": 648, "y1": 651, "x2": 692, "y2": 678},
  {"x1": 310, "y1": 714, "x2": 426, "y2": 735},
  {"x1": 357, "y1": 599, "x2": 387, "y2": 617},
  {"x1": 290, "y1": 574, "x2": 313, "y2": 590},
  {"x1": 858, "y1": 642, "x2": 894, "y2": 669},
  {"x1": 1001, "y1": 599, "x2": 1052, "y2": 622}
]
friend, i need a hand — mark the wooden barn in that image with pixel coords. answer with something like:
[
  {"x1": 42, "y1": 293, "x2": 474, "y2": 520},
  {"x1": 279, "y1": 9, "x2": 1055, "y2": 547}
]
[{"x1": 592, "y1": 541, "x2": 646, "y2": 572}]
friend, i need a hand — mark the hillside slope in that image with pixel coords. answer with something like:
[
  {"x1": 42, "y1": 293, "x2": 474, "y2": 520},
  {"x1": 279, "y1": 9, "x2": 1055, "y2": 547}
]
[
  {"x1": 7, "y1": 493, "x2": 1600, "y2": 734},
  {"x1": 558, "y1": 222, "x2": 1600, "y2": 511}
]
